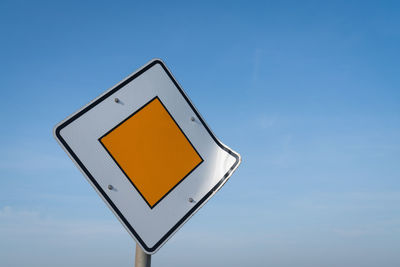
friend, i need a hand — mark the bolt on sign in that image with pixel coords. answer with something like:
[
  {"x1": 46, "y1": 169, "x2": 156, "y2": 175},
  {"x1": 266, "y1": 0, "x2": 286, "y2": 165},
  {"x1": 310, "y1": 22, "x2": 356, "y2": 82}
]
[{"x1": 53, "y1": 59, "x2": 241, "y2": 254}]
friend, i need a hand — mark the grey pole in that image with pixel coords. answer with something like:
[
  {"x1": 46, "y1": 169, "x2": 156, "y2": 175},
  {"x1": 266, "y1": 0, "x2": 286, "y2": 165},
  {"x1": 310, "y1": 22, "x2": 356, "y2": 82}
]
[{"x1": 135, "y1": 244, "x2": 151, "y2": 267}]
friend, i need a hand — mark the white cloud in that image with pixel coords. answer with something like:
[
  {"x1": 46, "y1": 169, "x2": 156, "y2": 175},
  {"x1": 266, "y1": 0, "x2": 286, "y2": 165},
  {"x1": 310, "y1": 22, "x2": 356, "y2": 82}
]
[
  {"x1": 0, "y1": 144, "x2": 71, "y2": 173},
  {"x1": 0, "y1": 206, "x2": 133, "y2": 267},
  {"x1": 0, "y1": 206, "x2": 123, "y2": 237}
]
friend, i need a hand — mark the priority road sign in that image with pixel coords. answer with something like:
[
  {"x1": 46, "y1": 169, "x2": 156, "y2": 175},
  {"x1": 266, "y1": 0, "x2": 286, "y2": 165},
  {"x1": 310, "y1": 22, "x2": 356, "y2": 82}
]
[{"x1": 53, "y1": 59, "x2": 241, "y2": 254}]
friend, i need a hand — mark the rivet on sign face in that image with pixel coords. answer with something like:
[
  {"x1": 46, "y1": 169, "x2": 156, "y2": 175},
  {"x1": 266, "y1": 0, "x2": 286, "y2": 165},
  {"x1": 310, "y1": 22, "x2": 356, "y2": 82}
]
[
  {"x1": 114, "y1": 98, "x2": 120, "y2": 103},
  {"x1": 108, "y1": 184, "x2": 114, "y2": 190},
  {"x1": 188, "y1": 197, "x2": 195, "y2": 203},
  {"x1": 190, "y1": 116, "x2": 195, "y2": 122}
]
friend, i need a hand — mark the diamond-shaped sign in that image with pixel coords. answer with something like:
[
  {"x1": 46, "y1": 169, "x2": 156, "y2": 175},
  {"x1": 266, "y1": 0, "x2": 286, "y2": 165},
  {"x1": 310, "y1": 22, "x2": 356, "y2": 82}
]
[{"x1": 53, "y1": 59, "x2": 241, "y2": 254}]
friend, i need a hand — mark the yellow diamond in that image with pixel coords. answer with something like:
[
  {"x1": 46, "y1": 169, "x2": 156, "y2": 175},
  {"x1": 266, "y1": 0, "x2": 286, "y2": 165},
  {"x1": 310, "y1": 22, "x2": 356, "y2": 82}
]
[{"x1": 99, "y1": 97, "x2": 203, "y2": 208}]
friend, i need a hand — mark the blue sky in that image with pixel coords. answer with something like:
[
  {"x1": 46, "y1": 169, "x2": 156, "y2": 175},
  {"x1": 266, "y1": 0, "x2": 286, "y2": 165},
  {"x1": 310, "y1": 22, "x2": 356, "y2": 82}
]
[{"x1": 1, "y1": 1, "x2": 400, "y2": 266}]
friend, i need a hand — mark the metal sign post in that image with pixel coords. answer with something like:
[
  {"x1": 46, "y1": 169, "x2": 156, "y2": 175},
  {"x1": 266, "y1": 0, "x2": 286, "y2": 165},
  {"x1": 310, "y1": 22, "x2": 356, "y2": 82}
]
[{"x1": 135, "y1": 244, "x2": 151, "y2": 267}]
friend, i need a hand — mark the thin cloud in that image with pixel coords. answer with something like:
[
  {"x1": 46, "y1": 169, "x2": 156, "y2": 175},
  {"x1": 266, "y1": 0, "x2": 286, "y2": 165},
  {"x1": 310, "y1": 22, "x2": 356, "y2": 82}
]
[
  {"x1": 0, "y1": 206, "x2": 123, "y2": 237},
  {"x1": 0, "y1": 147, "x2": 71, "y2": 173}
]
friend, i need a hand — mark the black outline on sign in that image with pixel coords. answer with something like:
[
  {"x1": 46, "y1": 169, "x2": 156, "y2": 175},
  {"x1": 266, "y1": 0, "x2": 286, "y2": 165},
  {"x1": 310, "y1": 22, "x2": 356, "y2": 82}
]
[
  {"x1": 98, "y1": 96, "x2": 204, "y2": 209},
  {"x1": 54, "y1": 60, "x2": 240, "y2": 253}
]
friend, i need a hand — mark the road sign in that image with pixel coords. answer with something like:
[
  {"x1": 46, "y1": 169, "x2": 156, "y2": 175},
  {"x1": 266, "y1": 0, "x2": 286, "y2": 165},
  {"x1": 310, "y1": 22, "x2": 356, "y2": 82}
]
[{"x1": 53, "y1": 59, "x2": 241, "y2": 254}]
